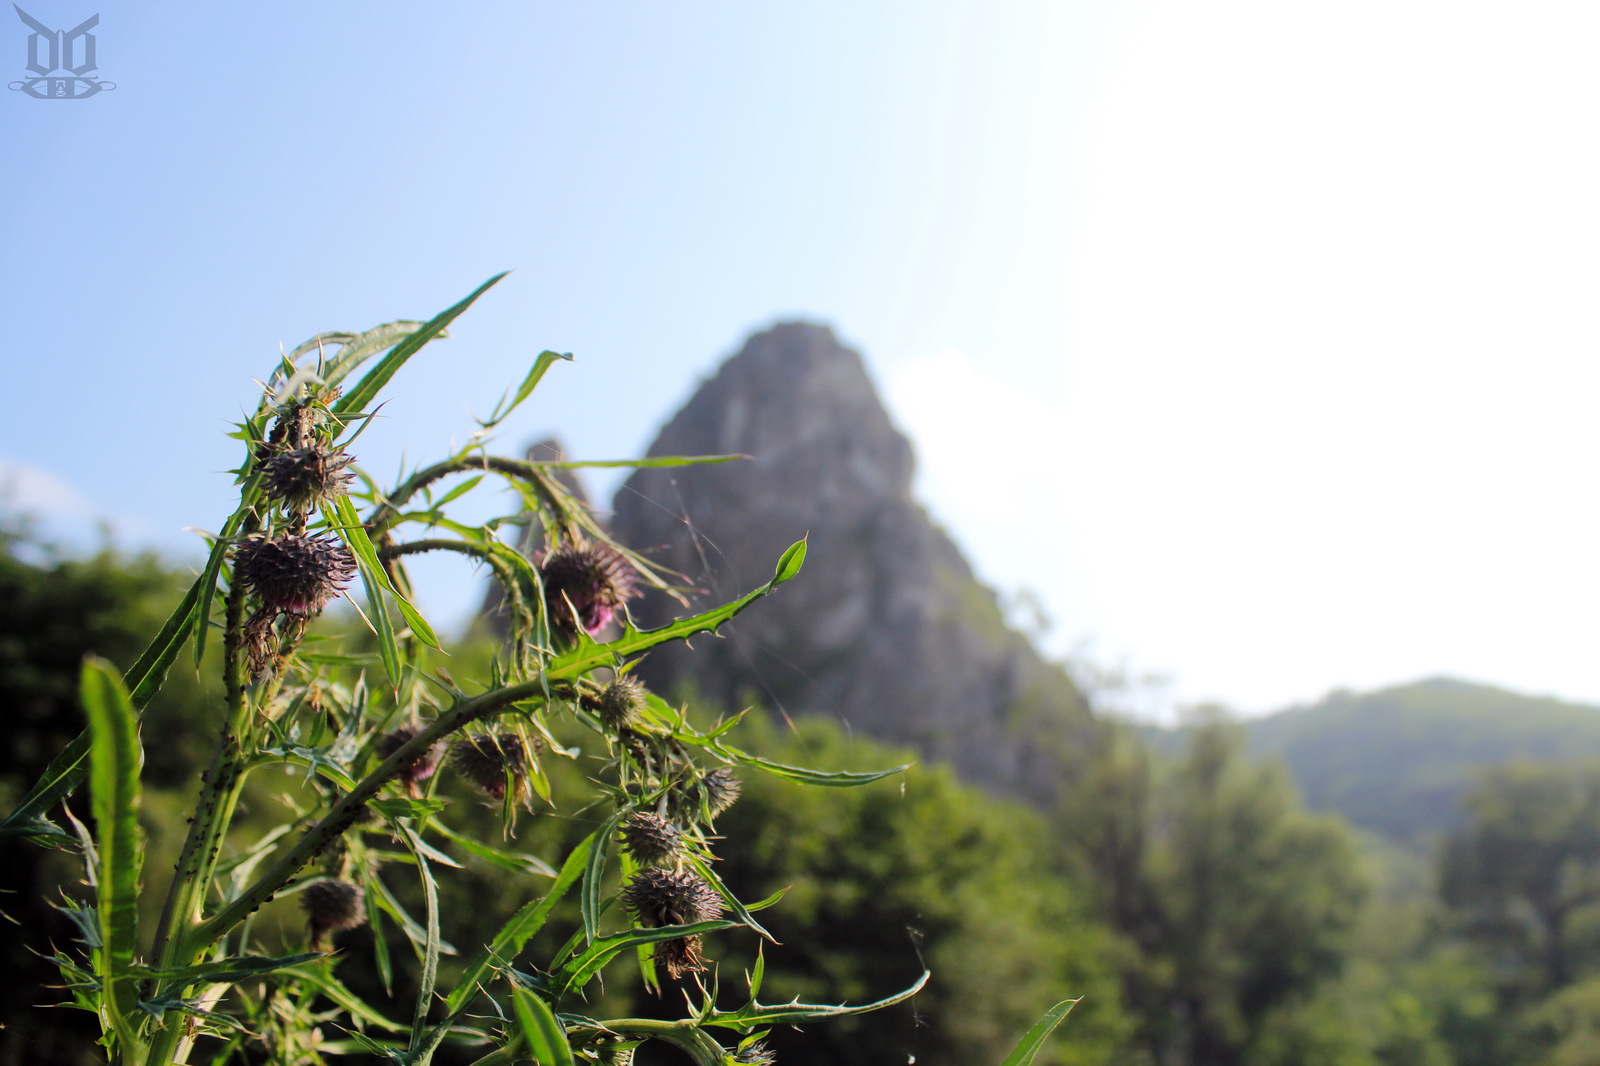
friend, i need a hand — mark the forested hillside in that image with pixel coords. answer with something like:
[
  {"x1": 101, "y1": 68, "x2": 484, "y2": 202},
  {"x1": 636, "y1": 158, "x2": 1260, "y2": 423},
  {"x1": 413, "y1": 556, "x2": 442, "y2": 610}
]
[{"x1": 1243, "y1": 678, "x2": 1600, "y2": 842}]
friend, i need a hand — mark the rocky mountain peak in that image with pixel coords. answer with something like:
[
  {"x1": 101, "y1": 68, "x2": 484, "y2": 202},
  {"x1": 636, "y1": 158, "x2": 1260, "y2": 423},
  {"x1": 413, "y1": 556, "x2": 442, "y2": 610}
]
[{"x1": 607, "y1": 323, "x2": 1089, "y2": 804}]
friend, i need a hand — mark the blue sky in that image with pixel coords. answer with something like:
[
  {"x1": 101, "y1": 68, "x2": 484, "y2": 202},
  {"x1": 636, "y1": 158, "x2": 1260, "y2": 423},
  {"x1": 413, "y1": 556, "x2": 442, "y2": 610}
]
[{"x1": 5, "y1": 1, "x2": 1599, "y2": 718}]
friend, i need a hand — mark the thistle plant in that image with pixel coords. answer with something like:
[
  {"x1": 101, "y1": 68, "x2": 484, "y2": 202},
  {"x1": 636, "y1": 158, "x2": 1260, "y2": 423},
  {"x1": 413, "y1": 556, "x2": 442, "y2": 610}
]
[{"x1": 0, "y1": 275, "x2": 1075, "y2": 1066}]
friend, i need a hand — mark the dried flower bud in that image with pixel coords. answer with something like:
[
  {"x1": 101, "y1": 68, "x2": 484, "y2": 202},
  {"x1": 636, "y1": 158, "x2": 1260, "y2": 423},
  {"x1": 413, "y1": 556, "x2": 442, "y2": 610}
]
[
  {"x1": 234, "y1": 532, "x2": 356, "y2": 616},
  {"x1": 451, "y1": 732, "x2": 533, "y2": 800},
  {"x1": 619, "y1": 812, "x2": 683, "y2": 867},
  {"x1": 261, "y1": 444, "x2": 355, "y2": 512},
  {"x1": 376, "y1": 726, "x2": 444, "y2": 796},
  {"x1": 302, "y1": 879, "x2": 365, "y2": 950},
  {"x1": 539, "y1": 542, "x2": 636, "y2": 637},
  {"x1": 589, "y1": 675, "x2": 648, "y2": 733},
  {"x1": 655, "y1": 934, "x2": 709, "y2": 979},
  {"x1": 264, "y1": 390, "x2": 339, "y2": 453},
  {"x1": 621, "y1": 868, "x2": 724, "y2": 928}
]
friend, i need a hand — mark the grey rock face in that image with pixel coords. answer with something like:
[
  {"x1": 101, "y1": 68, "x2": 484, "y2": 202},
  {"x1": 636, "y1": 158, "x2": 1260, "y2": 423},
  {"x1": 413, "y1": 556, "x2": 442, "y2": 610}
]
[{"x1": 608, "y1": 323, "x2": 1088, "y2": 804}]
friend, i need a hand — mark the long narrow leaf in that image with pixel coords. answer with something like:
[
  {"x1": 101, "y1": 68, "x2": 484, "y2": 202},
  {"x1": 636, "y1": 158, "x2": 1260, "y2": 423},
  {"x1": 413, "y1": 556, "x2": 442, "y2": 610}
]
[
  {"x1": 80, "y1": 658, "x2": 146, "y2": 1057},
  {"x1": 135, "y1": 952, "x2": 323, "y2": 987},
  {"x1": 711, "y1": 745, "x2": 909, "y2": 788},
  {"x1": 444, "y1": 829, "x2": 594, "y2": 1015},
  {"x1": 546, "y1": 539, "x2": 808, "y2": 684},
  {"x1": 704, "y1": 970, "x2": 930, "y2": 1028},
  {"x1": 194, "y1": 498, "x2": 255, "y2": 668},
  {"x1": 126, "y1": 566, "x2": 206, "y2": 707},
  {"x1": 999, "y1": 1000, "x2": 1078, "y2": 1066},
  {"x1": 511, "y1": 986, "x2": 575, "y2": 1066},
  {"x1": 312, "y1": 320, "x2": 429, "y2": 390},
  {"x1": 332, "y1": 494, "x2": 441, "y2": 650},
  {"x1": 685, "y1": 854, "x2": 775, "y2": 944},
  {"x1": 285, "y1": 963, "x2": 410, "y2": 1033},
  {"x1": 479, "y1": 351, "x2": 572, "y2": 429},
  {"x1": 556, "y1": 921, "x2": 739, "y2": 999},
  {"x1": 582, "y1": 808, "x2": 633, "y2": 943},
  {"x1": 332, "y1": 499, "x2": 402, "y2": 684},
  {"x1": 335, "y1": 273, "x2": 508, "y2": 415},
  {"x1": 435, "y1": 824, "x2": 556, "y2": 877},
  {"x1": 401, "y1": 827, "x2": 442, "y2": 1052},
  {"x1": 0, "y1": 731, "x2": 89, "y2": 844},
  {"x1": 530, "y1": 454, "x2": 745, "y2": 470}
]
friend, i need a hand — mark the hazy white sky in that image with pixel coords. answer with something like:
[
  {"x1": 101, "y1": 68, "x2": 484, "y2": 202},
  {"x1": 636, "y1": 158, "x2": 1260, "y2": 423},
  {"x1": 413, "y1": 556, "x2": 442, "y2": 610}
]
[{"x1": 4, "y1": 1, "x2": 1597, "y2": 718}]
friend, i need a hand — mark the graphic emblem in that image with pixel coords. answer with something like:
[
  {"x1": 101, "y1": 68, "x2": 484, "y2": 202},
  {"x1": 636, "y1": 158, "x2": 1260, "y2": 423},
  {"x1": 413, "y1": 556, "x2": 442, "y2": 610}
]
[{"x1": 9, "y1": 5, "x2": 115, "y2": 99}]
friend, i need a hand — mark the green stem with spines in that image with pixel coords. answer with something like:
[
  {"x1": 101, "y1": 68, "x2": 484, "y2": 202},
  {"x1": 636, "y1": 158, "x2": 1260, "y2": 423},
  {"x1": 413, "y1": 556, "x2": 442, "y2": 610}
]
[{"x1": 143, "y1": 581, "x2": 253, "y2": 1066}]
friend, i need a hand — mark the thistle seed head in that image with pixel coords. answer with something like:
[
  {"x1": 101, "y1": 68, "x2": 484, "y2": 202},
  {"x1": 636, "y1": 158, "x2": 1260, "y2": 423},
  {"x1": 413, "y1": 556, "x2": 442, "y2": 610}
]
[
  {"x1": 302, "y1": 879, "x2": 365, "y2": 950},
  {"x1": 619, "y1": 812, "x2": 683, "y2": 867},
  {"x1": 451, "y1": 732, "x2": 533, "y2": 800},
  {"x1": 621, "y1": 868, "x2": 724, "y2": 929},
  {"x1": 539, "y1": 542, "x2": 636, "y2": 637},
  {"x1": 234, "y1": 532, "x2": 356, "y2": 617},
  {"x1": 376, "y1": 726, "x2": 444, "y2": 796},
  {"x1": 261, "y1": 444, "x2": 355, "y2": 513}
]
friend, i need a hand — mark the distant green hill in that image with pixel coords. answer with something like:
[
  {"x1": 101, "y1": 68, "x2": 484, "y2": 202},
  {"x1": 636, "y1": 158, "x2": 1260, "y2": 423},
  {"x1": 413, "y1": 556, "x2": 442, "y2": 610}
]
[{"x1": 1240, "y1": 678, "x2": 1600, "y2": 842}]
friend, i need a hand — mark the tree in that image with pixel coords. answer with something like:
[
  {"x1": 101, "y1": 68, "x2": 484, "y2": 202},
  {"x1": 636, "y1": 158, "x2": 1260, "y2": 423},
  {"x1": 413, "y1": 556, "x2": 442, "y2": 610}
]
[
  {"x1": 1440, "y1": 760, "x2": 1600, "y2": 995},
  {"x1": 0, "y1": 521, "x2": 221, "y2": 1065},
  {"x1": 1062, "y1": 719, "x2": 1369, "y2": 1066},
  {"x1": 705, "y1": 710, "x2": 1132, "y2": 1066}
]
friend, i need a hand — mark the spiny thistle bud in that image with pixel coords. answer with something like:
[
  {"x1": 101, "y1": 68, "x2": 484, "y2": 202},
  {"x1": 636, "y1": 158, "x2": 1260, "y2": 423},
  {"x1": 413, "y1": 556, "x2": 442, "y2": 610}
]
[
  {"x1": 261, "y1": 444, "x2": 355, "y2": 513},
  {"x1": 234, "y1": 532, "x2": 356, "y2": 617},
  {"x1": 619, "y1": 812, "x2": 683, "y2": 867},
  {"x1": 668, "y1": 767, "x2": 742, "y2": 824},
  {"x1": 451, "y1": 732, "x2": 533, "y2": 800},
  {"x1": 376, "y1": 726, "x2": 444, "y2": 797},
  {"x1": 302, "y1": 879, "x2": 365, "y2": 950},
  {"x1": 702, "y1": 768, "x2": 742, "y2": 818},
  {"x1": 621, "y1": 868, "x2": 724, "y2": 929},
  {"x1": 733, "y1": 1041, "x2": 777, "y2": 1065},
  {"x1": 588, "y1": 675, "x2": 648, "y2": 732},
  {"x1": 621, "y1": 868, "x2": 724, "y2": 979},
  {"x1": 539, "y1": 542, "x2": 636, "y2": 637}
]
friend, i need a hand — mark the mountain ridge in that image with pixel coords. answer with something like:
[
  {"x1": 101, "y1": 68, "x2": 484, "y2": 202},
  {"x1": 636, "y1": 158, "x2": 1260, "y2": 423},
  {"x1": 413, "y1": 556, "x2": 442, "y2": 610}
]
[{"x1": 606, "y1": 321, "x2": 1093, "y2": 805}]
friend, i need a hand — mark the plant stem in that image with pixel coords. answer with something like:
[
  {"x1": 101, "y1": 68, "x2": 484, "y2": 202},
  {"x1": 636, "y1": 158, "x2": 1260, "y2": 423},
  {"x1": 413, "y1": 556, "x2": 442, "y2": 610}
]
[
  {"x1": 377, "y1": 538, "x2": 500, "y2": 564},
  {"x1": 143, "y1": 584, "x2": 252, "y2": 1066},
  {"x1": 146, "y1": 583, "x2": 250, "y2": 966},
  {"x1": 368, "y1": 456, "x2": 556, "y2": 536},
  {"x1": 594, "y1": 1019, "x2": 731, "y2": 1065},
  {"x1": 187, "y1": 674, "x2": 562, "y2": 949}
]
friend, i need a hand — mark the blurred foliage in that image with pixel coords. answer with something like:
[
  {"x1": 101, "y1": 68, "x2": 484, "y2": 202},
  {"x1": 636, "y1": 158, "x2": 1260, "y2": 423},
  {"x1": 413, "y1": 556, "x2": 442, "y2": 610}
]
[
  {"x1": 15, "y1": 520, "x2": 1600, "y2": 1066},
  {"x1": 1060, "y1": 718, "x2": 1370, "y2": 1065},
  {"x1": 0, "y1": 519, "x2": 221, "y2": 1066},
  {"x1": 1245, "y1": 680, "x2": 1600, "y2": 842},
  {"x1": 700, "y1": 709, "x2": 1130, "y2": 1066}
]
